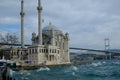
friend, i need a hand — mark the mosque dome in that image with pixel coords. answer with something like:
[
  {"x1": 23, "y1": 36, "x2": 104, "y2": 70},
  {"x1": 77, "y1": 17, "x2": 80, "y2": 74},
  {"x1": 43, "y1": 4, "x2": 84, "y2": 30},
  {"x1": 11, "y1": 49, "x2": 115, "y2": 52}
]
[
  {"x1": 43, "y1": 22, "x2": 63, "y2": 36},
  {"x1": 43, "y1": 22, "x2": 60, "y2": 31}
]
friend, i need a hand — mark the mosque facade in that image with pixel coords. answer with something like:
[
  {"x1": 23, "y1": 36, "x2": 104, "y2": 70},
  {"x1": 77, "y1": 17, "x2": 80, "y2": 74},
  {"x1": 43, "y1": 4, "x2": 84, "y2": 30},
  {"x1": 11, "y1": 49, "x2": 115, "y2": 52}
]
[
  {"x1": 28, "y1": 22, "x2": 70, "y2": 65},
  {"x1": 26, "y1": 0, "x2": 70, "y2": 65}
]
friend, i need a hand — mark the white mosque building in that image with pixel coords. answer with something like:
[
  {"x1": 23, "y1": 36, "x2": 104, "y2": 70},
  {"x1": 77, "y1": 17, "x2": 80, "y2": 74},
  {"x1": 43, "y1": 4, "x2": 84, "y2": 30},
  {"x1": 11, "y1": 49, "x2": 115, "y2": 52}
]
[
  {"x1": 28, "y1": 22, "x2": 70, "y2": 65},
  {"x1": 3, "y1": 0, "x2": 70, "y2": 66},
  {"x1": 26, "y1": 0, "x2": 70, "y2": 65}
]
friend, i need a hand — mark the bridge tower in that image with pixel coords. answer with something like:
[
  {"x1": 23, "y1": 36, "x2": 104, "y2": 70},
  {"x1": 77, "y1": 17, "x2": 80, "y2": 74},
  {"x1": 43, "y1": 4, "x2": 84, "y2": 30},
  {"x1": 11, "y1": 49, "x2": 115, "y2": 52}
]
[{"x1": 104, "y1": 38, "x2": 111, "y2": 60}]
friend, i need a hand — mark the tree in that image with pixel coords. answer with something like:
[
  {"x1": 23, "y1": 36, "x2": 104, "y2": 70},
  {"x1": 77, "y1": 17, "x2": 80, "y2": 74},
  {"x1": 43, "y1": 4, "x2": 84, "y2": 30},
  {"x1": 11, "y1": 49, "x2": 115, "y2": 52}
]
[{"x1": 0, "y1": 32, "x2": 19, "y2": 46}]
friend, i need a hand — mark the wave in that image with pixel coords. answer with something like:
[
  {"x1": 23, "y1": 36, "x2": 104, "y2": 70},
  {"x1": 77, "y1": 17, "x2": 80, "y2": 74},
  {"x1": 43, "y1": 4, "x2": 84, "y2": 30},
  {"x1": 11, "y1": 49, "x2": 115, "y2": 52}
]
[
  {"x1": 112, "y1": 62, "x2": 120, "y2": 65},
  {"x1": 85, "y1": 73, "x2": 107, "y2": 78},
  {"x1": 13, "y1": 60, "x2": 120, "y2": 80},
  {"x1": 102, "y1": 61, "x2": 106, "y2": 64},
  {"x1": 91, "y1": 62, "x2": 102, "y2": 67},
  {"x1": 72, "y1": 66, "x2": 78, "y2": 71},
  {"x1": 110, "y1": 72, "x2": 120, "y2": 78},
  {"x1": 72, "y1": 72, "x2": 75, "y2": 76},
  {"x1": 64, "y1": 66, "x2": 78, "y2": 73},
  {"x1": 21, "y1": 77, "x2": 29, "y2": 80},
  {"x1": 36, "y1": 67, "x2": 50, "y2": 72},
  {"x1": 26, "y1": 72, "x2": 31, "y2": 76},
  {"x1": 19, "y1": 70, "x2": 28, "y2": 75}
]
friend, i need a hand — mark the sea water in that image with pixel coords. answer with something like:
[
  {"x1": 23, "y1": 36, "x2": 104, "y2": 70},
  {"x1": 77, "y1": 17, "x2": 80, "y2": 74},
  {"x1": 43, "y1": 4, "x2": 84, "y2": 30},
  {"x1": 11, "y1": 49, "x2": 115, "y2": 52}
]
[{"x1": 13, "y1": 60, "x2": 120, "y2": 80}]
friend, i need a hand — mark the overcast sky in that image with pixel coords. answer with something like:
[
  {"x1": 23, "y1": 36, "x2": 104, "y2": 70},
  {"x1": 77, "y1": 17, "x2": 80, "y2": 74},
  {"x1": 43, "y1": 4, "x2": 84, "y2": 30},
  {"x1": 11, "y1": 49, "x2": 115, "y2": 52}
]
[{"x1": 0, "y1": 0, "x2": 120, "y2": 50}]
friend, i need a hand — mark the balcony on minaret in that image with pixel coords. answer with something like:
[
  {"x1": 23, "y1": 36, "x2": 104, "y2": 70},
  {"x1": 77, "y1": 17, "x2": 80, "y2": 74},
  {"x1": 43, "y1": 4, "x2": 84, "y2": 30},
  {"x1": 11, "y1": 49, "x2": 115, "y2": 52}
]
[
  {"x1": 20, "y1": 12, "x2": 25, "y2": 17},
  {"x1": 37, "y1": 6, "x2": 43, "y2": 11}
]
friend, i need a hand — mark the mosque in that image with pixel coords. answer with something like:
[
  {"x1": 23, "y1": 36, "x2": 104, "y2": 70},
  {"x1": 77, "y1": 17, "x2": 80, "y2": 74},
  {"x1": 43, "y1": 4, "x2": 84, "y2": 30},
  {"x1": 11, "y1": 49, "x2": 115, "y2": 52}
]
[
  {"x1": 28, "y1": 22, "x2": 70, "y2": 65},
  {"x1": 3, "y1": 0, "x2": 70, "y2": 66}
]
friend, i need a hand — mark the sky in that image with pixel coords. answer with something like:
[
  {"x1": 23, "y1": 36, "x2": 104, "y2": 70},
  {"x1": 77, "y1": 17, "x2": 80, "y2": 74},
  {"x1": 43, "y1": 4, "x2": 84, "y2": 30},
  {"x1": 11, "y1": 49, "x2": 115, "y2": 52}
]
[{"x1": 0, "y1": 0, "x2": 120, "y2": 50}]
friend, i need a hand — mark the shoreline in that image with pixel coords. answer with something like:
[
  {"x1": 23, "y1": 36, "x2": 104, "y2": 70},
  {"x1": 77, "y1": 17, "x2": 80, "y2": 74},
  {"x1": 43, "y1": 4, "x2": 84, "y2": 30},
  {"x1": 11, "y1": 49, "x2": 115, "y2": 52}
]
[{"x1": 11, "y1": 61, "x2": 92, "y2": 71}]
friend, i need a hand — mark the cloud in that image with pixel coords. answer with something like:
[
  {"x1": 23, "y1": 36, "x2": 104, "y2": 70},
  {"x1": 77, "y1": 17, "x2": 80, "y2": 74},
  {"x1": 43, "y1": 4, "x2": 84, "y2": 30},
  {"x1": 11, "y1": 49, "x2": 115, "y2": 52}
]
[
  {"x1": 0, "y1": 17, "x2": 19, "y2": 24},
  {"x1": 0, "y1": 0, "x2": 120, "y2": 50}
]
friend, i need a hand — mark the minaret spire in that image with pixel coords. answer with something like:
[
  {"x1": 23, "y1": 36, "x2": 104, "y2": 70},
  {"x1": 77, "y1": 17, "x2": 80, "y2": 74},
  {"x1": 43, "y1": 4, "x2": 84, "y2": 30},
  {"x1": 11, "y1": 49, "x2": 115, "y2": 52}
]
[
  {"x1": 37, "y1": 0, "x2": 43, "y2": 45},
  {"x1": 20, "y1": 0, "x2": 25, "y2": 48}
]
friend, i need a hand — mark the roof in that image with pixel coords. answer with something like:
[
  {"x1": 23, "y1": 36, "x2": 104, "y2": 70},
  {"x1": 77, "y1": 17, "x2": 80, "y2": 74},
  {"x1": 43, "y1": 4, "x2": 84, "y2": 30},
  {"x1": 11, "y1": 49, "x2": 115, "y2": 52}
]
[
  {"x1": 43, "y1": 22, "x2": 61, "y2": 31},
  {"x1": 42, "y1": 22, "x2": 63, "y2": 36}
]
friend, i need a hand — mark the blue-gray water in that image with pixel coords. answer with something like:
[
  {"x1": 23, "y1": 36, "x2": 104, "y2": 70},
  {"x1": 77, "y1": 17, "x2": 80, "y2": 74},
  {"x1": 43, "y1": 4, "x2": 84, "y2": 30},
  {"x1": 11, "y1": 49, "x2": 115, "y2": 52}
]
[{"x1": 12, "y1": 60, "x2": 120, "y2": 80}]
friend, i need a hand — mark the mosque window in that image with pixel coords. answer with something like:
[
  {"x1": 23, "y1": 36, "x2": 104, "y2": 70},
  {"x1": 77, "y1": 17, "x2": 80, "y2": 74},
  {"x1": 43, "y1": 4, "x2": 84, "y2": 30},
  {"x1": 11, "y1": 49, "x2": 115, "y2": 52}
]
[
  {"x1": 17, "y1": 53, "x2": 19, "y2": 57},
  {"x1": 47, "y1": 41, "x2": 49, "y2": 45},
  {"x1": 21, "y1": 52, "x2": 22, "y2": 55},
  {"x1": 52, "y1": 49, "x2": 54, "y2": 53},
  {"x1": 41, "y1": 49, "x2": 42, "y2": 53},
  {"x1": 63, "y1": 43, "x2": 64, "y2": 49},
  {"x1": 56, "y1": 41, "x2": 57, "y2": 46},
  {"x1": 32, "y1": 49, "x2": 34, "y2": 53},
  {"x1": 42, "y1": 49, "x2": 44, "y2": 53},
  {"x1": 42, "y1": 49, "x2": 43, "y2": 53},
  {"x1": 44, "y1": 49, "x2": 46, "y2": 53},
  {"x1": 43, "y1": 49, "x2": 45, "y2": 53},
  {"x1": 59, "y1": 42, "x2": 61, "y2": 48},
  {"x1": 39, "y1": 49, "x2": 41, "y2": 53},
  {"x1": 50, "y1": 49, "x2": 51, "y2": 53},
  {"x1": 35, "y1": 49, "x2": 37, "y2": 53},
  {"x1": 46, "y1": 49, "x2": 48, "y2": 53},
  {"x1": 55, "y1": 49, "x2": 56, "y2": 53},
  {"x1": 29, "y1": 49, "x2": 30, "y2": 54}
]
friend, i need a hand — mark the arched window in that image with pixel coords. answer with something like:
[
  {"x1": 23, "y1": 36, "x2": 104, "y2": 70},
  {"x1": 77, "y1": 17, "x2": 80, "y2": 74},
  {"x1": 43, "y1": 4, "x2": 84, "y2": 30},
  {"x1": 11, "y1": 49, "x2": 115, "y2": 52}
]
[
  {"x1": 56, "y1": 41, "x2": 57, "y2": 46},
  {"x1": 21, "y1": 52, "x2": 22, "y2": 55},
  {"x1": 63, "y1": 43, "x2": 64, "y2": 49},
  {"x1": 35, "y1": 49, "x2": 37, "y2": 53},
  {"x1": 46, "y1": 49, "x2": 48, "y2": 53},
  {"x1": 39, "y1": 49, "x2": 41, "y2": 53},
  {"x1": 32, "y1": 49, "x2": 34, "y2": 53},
  {"x1": 55, "y1": 49, "x2": 56, "y2": 53}
]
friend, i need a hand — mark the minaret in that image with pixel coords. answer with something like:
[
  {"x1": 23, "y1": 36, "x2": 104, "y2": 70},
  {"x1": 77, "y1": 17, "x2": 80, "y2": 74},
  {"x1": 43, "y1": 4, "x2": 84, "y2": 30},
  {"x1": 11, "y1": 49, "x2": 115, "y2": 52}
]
[
  {"x1": 49, "y1": 22, "x2": 55, "y2": 46},
  {"x1": 37, "y1": 0, "x2": 43, "y2": 45},
  {"x1": 20, "y1": 0, "x2": 25, "y2": 48}
]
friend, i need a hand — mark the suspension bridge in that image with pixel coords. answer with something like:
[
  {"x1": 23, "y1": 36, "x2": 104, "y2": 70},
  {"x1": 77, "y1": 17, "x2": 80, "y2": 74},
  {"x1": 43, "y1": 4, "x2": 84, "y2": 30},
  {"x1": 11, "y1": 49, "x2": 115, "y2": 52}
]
[{"x1": 0, "y1": 42, "x2": 120, "y2": 54}]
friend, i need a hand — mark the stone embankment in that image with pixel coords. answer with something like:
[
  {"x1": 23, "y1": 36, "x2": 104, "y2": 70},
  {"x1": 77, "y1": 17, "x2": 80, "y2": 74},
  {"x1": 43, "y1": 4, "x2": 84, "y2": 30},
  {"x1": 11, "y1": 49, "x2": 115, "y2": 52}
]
[{"x1": 12, "y1": 61, "x2": 92, "y2": 71}]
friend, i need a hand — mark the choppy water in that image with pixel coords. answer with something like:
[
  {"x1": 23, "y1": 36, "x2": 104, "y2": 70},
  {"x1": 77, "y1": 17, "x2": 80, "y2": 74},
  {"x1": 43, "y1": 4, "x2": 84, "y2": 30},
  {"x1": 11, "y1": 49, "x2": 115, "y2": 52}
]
[{"x1": 12, "y1": 60, "x2": 120, "y2": 80}]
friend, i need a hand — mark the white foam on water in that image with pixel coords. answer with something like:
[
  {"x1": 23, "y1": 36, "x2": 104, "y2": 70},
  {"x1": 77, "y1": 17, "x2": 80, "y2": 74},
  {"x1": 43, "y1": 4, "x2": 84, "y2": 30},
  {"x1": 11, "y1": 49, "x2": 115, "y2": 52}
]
[
  {"x1": 72, "y1": 66, "x2": 78, "y2": 71},
  {"x1": 65, "y1": 66, "x2": 78, "y2": 73},
  {"x1": 64, "y1": 68, "x2": 70, "y2": 73},
  {"x1": 72, "y1": 72, "x2": 75, "y2": 76},
  {"x1": 92, "y1": 62, "x2": 102, "y2": 67},
  {"x1": 25, "y1": 77, "x2": 29, "y2": 80},
  {"x1": 36, "y1": 67, "x2": 50, "y2": 72},
  {"x1": 102, "y1": 61, "x2": 106, "y2": 64},
  {"x1": 26, "y1": 72, "x2": 31, "y2": 75},
  {"x1": 19, "y1": 70, "x2": 28, "y2": 75},
  {"x1": 113, "y1": 62, "x2": 120, "y2": 65}
]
